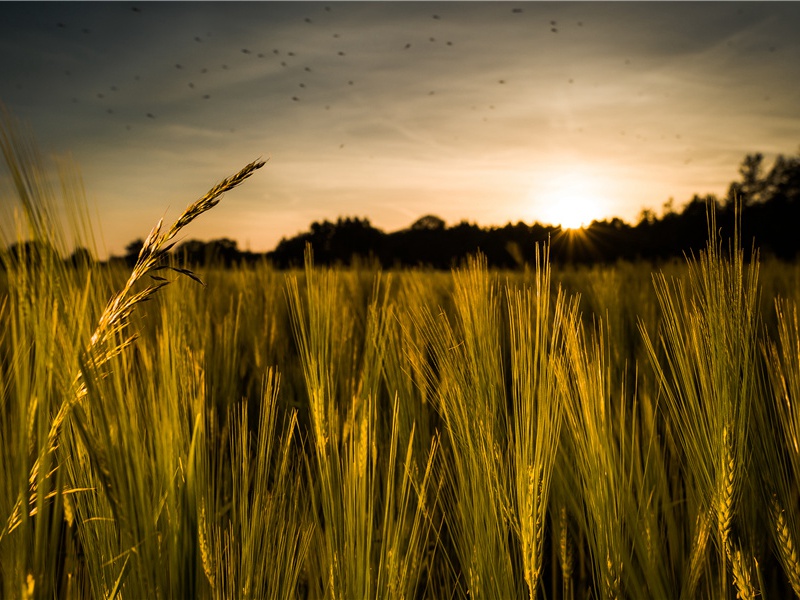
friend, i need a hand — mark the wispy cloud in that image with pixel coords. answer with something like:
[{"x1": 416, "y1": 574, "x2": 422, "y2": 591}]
[{"x1": 2, "y1": 2, "x2": 799, "y2": 256}]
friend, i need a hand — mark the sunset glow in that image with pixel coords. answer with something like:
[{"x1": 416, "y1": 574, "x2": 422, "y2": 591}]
[
  {"x1": 2, "y1": 2, "x2": 800, "y2": 257},
  {"x1": 529, "y1": 169, "x2": 612, "y2": 230}
]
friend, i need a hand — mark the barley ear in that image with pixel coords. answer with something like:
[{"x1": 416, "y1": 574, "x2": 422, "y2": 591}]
[
  {"x1": 771, "y1": 495, "x2": 800, "y2": 596},
  {"x1": 731, "y1": 544, "x2": 757, "y2": 600},
  {"x1": 716, "y1": 426, "x2": 736, "y2": 558},
  {"x1": 198, "y1": 502, "x2": 214, "y2": 589},
  {"x1": 684, "y1": 508, "x2": 711, "y2": 598},
  {"x1": 4, "y1": 158, "x2": 266, "y2": 537},
  {"x1": 555, "y1": 504, "x2": 573, "y2": 597}
]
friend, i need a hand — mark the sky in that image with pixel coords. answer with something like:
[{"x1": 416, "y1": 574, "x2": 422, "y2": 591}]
[{"x1": 1, "y1": 1, "x2": 800, "y2": 257}]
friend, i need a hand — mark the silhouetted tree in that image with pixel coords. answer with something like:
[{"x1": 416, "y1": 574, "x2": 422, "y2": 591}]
[
  {"x1": 176, "y1": 238, "x2": 241, "y2": 266},
  {"x1": 124, "y1": 238, "x2": 144, "y2": 267},
  {"x1": 410, "y1": 214, "x2": 446, "y2": 230},
  {"x1": 728, "y1": 153, "x2": 765, "y2": 206},
  {"x1": 270, "y1": 217, "x2": 384, "y2": 267},
  {"x1": 3, "y1": 240, "x2": 61, "y2": 268},
  {"x1": 66, "y1": 246, "x2": 94, "y2": 268},
  {"x1": 763, "y1": 153, "x2": 800, "y2": 206}
]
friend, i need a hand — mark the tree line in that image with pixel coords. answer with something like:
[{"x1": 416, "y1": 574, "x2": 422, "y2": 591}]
[
  {"x1": 4, "y1": 151, "x2": 800, "y2": 269},
  {"x1": 254, "y1": 150, "x2": 800, "y2": 268}
]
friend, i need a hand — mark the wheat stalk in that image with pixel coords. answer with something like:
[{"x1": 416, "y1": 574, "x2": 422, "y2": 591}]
[{"x1": 3, "y1": 158, "x2": 266, "y2": 536}]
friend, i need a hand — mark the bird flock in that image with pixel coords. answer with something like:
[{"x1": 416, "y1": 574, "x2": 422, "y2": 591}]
[
  {"x1": 37, "y1": 1, "x2": 769, "y2": 168},
  {"x1": 48, "y1": 3, "x2": 589, "y2": 137}
]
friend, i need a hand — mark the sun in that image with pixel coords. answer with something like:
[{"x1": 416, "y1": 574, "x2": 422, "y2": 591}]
[
  {"x1": 527, "y1": 169, "x2": 611, "y2": 230},
  {"x1": 552, "y1": 196, "x2": 597, "y2": 230}
]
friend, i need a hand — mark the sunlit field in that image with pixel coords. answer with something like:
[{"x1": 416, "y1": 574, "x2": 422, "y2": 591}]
[{"x1": 6, "y1": 123, "x2": 800, "y2": 600}]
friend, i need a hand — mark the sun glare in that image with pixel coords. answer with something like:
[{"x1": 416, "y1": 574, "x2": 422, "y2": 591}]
[{"x1": 528, "y1": 169, "x2": 611, "y2": 230}]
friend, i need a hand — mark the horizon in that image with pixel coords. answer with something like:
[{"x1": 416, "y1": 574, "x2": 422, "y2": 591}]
[{"x1": 2, "y1": 2, "x2": 799, "y2": 258}]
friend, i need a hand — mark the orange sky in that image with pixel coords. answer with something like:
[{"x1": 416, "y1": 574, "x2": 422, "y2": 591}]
[{"x1": 2, "y1": 2, "x2": 799, "y2": 257}]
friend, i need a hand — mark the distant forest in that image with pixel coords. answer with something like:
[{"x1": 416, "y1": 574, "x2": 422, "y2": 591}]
[{"x1": 5, "y1": 151, "x2": 800, "y2": 269}]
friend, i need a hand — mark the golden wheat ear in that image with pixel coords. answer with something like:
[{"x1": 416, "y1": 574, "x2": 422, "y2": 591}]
[
  {"x1": 126, "y1": 157, "x2": 267, "y2": 285},
  {"x1": 4, "y1": 158, "x2": 267, "y2": 537}
]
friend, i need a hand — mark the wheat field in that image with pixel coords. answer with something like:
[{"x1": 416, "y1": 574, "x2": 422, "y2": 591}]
[{"x1": 4, "y1": 115, "x2": 800, "y2": 599}]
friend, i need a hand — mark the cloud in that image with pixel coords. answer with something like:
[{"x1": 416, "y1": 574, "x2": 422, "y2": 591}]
[{"x1": 2, "y1": 2, "x2": 800, "y2": 256}]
